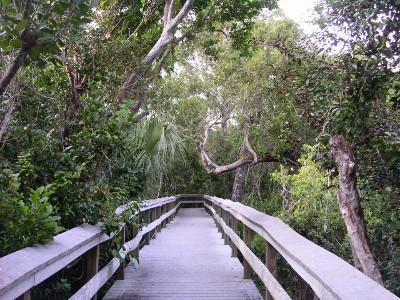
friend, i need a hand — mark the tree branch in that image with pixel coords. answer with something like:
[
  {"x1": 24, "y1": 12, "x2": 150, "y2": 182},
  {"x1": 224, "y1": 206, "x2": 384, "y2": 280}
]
[
  {"x1": 244, "y1": 127, "x2": 257, "y2": 163},
  {"x1": 200, "y1": 120, "x2": 282, "y2": 175},
  {"x1": 133, "y1": 110, "x2": 150, "y2": 123}
]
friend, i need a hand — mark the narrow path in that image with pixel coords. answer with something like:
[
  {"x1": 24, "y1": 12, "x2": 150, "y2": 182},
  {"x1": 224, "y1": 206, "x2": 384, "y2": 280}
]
[{"x1": 103, "y1": 208, "x2": 263, "y2": 300}]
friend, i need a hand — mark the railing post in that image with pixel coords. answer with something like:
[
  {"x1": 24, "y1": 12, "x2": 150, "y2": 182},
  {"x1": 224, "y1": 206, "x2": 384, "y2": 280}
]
[
  {"x1": 16, "y1": 290, "x2": 31, "y2": 300},
  {"x1": 144, "y1": 210, "x2": 151, "y2": 245},
  {"x1": 116, "y1": 226, "x2": 126, "y2": 280},
  {"x1": 166, "y1": 202, "x2": 171, "y2": 224},
  {"x1": 132, "y1": 226, "x2": 139, "y2": 257},
  {"x1": 265, "y1": 241, "x2": 277, "y2": 300},
  {"x1": 157, "y1": 206, "x2": 162, "y2": 232},
  {"x1": 231, "y1": 215, "x2": 238, "y2": 257},
  {"x1": 243, "y1": 224, "x2": 252, "y2": 279},
  {"x1": 84, "y1": 244, "x2": 100, "y2": 300},
  {"x1": 297, "y1": 276, "x2": 320, "y2": 300},
  {"x1": 161, "y1": 204, "x2": 165, "y2": 228},
  {"x1": 217, "y1": 207, "x2": 222, "y2": 233},
  {"x1": 151, "y1": 207, "x2": 157, "y2": 239},
  {"x1": 222, "y1": 210, "x2": 228, "y2": 245}
]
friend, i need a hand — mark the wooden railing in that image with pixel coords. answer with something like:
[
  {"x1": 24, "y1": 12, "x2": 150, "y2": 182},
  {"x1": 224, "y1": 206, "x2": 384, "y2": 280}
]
[
  {"x1": 201, "y1": 195, "x2": 399, "y2": 300},
  {"x1": 0, "y1": 194, "x2": 398, "y2": 300},
  {"x1": 0, "y1": 195, "x2": 202, "y2": 300}
]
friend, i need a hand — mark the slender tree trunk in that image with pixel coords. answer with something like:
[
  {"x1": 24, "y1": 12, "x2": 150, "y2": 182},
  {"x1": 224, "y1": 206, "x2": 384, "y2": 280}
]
[
  {"x1": 330, "y1": 134, "x2": 383, "y2": 285},
  {"x1": 0, "y1": 0, "x2": 35, "y2": 96},
  {"x1": 231, "y1": 164, "x2": 247, "y2": 202},
  {"x1": 231, "y1": 147, "x2": 247, "y2": 202},
  {"x1": 0, "y1": 48, "x2": 31, "y2": 96},
  {"x1": 0, "y1": 96, "x2": 17, "y2": 141},
  {"x1": 114, "y1": 0, "x2": 194, "y2": 107},
  {"x1": 61, "y1": 68, "x2": 85, "y2": 139}
]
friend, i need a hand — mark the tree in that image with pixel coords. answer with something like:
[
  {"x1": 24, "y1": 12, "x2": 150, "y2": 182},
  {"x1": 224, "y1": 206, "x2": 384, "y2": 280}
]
[{"x1": 0, "y1": 0, "x2": 92, "y2": 139}]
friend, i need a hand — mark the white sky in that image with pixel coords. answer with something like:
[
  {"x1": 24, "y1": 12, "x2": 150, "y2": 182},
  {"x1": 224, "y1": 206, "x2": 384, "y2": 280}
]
[{"x1": 278, "y1": 0, "x2": 319, "y2": 34}]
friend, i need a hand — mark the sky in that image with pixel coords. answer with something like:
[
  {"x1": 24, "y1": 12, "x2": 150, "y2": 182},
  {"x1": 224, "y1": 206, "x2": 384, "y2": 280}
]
[{"x1": 278, "y1": 0, "x2": 319, "y2": 34}]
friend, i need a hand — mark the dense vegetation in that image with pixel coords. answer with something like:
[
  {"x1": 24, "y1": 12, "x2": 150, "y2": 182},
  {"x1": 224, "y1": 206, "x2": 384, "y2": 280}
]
[{"x1": 1, "y1": 0, "x2": 399, "y2": 296}]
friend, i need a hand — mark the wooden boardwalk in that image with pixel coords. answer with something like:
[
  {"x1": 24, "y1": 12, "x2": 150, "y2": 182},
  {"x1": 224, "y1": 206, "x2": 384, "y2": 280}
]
[{"x1": 103, "y1": 208, "x2": 263, "y2": 300}]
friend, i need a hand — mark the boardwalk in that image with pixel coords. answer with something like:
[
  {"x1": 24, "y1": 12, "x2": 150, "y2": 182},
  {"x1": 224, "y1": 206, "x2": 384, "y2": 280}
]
[{"x1": 103, "y1": 208, "x2": 263, "y2": 300}]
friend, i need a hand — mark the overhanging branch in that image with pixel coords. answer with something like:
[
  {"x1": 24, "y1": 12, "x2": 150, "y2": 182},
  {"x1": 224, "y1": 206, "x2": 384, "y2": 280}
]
[{"x1": 200, "y1": 120, "x2": 281, "y2": 175}]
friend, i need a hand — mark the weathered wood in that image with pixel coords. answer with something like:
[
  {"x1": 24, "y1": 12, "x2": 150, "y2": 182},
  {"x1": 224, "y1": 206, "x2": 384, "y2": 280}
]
[
  {"x1": 85, "y1": 245, "x2": 99, "y2": 300},
  {"x1": 70, "y1": 204, "x2": 180, "y2": 300},
  {"x1": 0, "y1": 196, "x2": 179, "y2": 300},
  {"x1": 243, "y1": 224, "x2": 253, "y2": 279},
  {"x1": 265, "y1": 241, "x2": 277, "y2": 300},
  {"x1": 0, "y1": 224, "x2": 108, "y2": 300},
  {"x1": 223, "y1": 210, "x2": 228, "y2": 245},
  {"x1": 151, "y1": 206, "x2": 157, "y2": 239},
  {"x1": 231, "y1": 216, "x2": 238, "y2": 257},
  {"x1": 144, "y1": 210, "x2": 151, "y2": 245},
  {"x1": 116, "y1": 226, "x2": 126, "y2": 280},
  {"x1": 205, "y1": 203, "x2": 291, "y2": 300},
  {"x1": 103, "y1": 208, "x2": 263, "y2": 300},
  {"x1": 298, "y1": 276, "x2": 308, "y2": 300},
  {"x1": 204, "y1": 195, "x2": 399, "y2": 300},
  {"x1": 16, "y1": 290, "x2": 30, "y2": 300},
  {"x1": 2, "y1": 194, "x2": 399, "y2": 300}
]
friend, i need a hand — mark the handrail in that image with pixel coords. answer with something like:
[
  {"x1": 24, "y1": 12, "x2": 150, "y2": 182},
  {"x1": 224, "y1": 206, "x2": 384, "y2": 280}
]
[
  {"x1": 0, "y1": 194, "x2": 398, "y2": 300},
  {"x1": 0, "y1": 196, "x2": 183, "y2": 300},
  {"x1": 202, "y1": 195, "x2": 399, "y2": 300}
]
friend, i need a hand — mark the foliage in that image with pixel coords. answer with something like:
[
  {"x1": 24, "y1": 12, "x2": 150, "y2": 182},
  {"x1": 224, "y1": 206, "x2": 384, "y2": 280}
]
[
  {"x1": 315, "y1": 0, "x2": 400, "y2": 69},
  {"x1": 129, "y1": 116, "x2": 186, "y2": 176},
  {"x1": 0, "y1": 0, "x2": 92, "y2": 65},
  {"x1": 0, "y1": 168, "x2": 63, "y2": 255}
]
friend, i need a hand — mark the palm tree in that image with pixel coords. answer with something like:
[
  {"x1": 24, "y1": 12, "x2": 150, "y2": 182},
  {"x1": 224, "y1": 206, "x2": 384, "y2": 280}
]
[{"x1": 129, "y1": 116, "x2": 186, "y2": 178}]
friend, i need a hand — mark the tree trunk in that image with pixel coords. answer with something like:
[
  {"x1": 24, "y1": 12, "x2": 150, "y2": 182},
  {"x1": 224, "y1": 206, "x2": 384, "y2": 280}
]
[
  {"x1": 231, "y1": 146, "x2": 248, "y2": 202},
  {"x1": 0, "y1": 48, "x2": 31, "y2": 96},
  {"x1": 0, "y1": 96, "x2": 17, "y2": 141},
  {"x1": 114, "y1": 0, "x2": 194, "y2": 107},
  {"x1": 231, "y1": 164, "x2": 247, "y2": 202},
  {"x1": 330, "y1": 134, "x2": 383, "y2": 285}
]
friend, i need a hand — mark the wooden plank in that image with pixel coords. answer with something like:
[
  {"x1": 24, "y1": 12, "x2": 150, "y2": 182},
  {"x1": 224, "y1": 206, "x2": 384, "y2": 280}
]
[
  {"x1": 69, "y1": 204, "x2": 181, "y2": 300},
  {"x1": 16, "y1": 290, "x2": 30, "y2": 300},
  {"x1": 85, "y1": 245, "x2": 99, "y2": 300},
  {"x1": 0, "y1": 196, "x2": 180, "y2": 300},
  {"x1": 205, "y1": 203, "x2": 291, "y2": 300},
  {"x1": 243, "y1": 224, "x2": 253, "y2": 279},
  {"x1": 265, "y1": 241, "x2": 277, "y2": 300},
  {"x1": 103, "y1": 208, "x2": 263, "y2": 300},
  {"x1": 116, "y1": 226, "x2": 126, "y2": 280},
  {"x1": 0, "y1": 224, "x2": 108, "y2": 300},
  {"x1": 231, "y1": 216, "x2": 238, "y2": 257}
]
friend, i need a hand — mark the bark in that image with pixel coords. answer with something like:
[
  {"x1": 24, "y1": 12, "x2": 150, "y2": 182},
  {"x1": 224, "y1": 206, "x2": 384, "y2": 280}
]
[
  {"x1": 0, "y1": 48, "x2": 31, "y2": 96},
  {"x1": 231, "y1": 147, "x2": 247, "y2": 202},
  {"x1": 61, "y1": 66, "x2": 87, "y2": 138},
  {"x1": 0, "y1": 96, "x2": 17, "y2": 141},
  {"x1": 330, "y1": 134, "x2": 383, "y2": 285}
]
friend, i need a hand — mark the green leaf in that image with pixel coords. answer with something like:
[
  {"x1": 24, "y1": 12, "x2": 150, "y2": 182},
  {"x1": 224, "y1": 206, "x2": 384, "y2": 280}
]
[
  {"x1": 58, "y1": 1, "x2": 72, "y2": 8},
  {"x1": 15, "y1": 19, "x2": 29, "y2": 34},
  {"x1": 80, "y1": 18, "x2": 91, "y2": 23},
  {"x1": 1, "y1": 0, "x2": 11, "y2": 6},
  {"x1": 54, "y1": 3, "x2": 65, "y2": 15},
  {"x1": 10, "y1": 39, "x2": 22, "y2": 48},
  {"x1": 78, "y1": 3, "x2": 90, "y2": 14},
  {"x1": 20, "y1": 205, "x2": 29, "y2": 216},
  {"x1": 0, "y1": 39, "x2": 9, "y2": 49}
]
